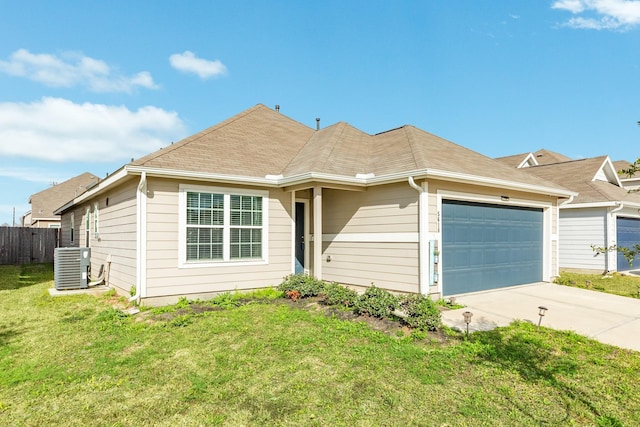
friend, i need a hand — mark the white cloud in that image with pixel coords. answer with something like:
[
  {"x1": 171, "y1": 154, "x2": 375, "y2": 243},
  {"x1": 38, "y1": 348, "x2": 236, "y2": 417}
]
[
  {"x1": 552, "y1": 0, "x2": 586, "y2": 13},
  {"x1": 0, "y1": 97, "x2": 187, "y2": 162},
  {"x1": 0, "y1": 49, "x2": 159, "y2": 92},
  {"x1": 169, "y1": 50, "x2": 227, "y2": 79},
  {"x1": 552, "y1": 0, "x2": 640, "y2": 30}
]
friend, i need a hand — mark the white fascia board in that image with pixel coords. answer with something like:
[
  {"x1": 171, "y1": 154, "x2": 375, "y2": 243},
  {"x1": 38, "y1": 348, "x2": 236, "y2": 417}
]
[
  {"x1": 425, "y1": 169, "x2": 576, "y2": 198},
  {"x1": 593, "y1": 157, "x2": 623, "y2": 187},
  {"x1": 560, "y1": 201, "x2": 626, "y2": 209},
  {"x1": 57, "y1": 164, "x2": 574, "y2": 216},
  {"x1": 127, "y1": 165, "x2": 278, "y2": 187},
  {"x1": 517, "y1": 153, "x2": 538, "y2": 168}
]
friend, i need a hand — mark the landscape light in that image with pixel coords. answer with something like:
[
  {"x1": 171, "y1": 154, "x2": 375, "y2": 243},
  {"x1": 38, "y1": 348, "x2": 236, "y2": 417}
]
[
  {"x1": 462, "y1": 311, "x2": 473, "y2": 337},
  {"x1": 537, "y1": 306, "x2": 548, "y2": 328}
]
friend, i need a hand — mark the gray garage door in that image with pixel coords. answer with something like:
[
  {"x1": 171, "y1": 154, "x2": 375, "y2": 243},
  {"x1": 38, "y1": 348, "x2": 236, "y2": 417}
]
[
  {"x1": 442, "y1": 200, "x2": 543, "y2": 295},
  {"x1": 616, "y1": 217, "x2": 640, "y2": 271}
]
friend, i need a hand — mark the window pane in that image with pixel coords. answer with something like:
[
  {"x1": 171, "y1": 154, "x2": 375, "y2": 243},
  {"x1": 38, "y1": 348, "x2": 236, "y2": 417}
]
[
  {"x1": 230, "y1": 195, "x2": 262, "y2": 226},
  {"x1": 187, "y1": 192, "x2": 199, "y2": 208},
  {"x1": 230, "y1": 227, "x2": 262, "y2": 259},
  {"x1": 200, "y1": 193, "x2": 212, "y2": 209},
  {"x1": 186, "y1": 226, "x2": 223, "y2": 261},
  {"x1": 230, "y1": 195, "x2": 240, "y2": 210}
]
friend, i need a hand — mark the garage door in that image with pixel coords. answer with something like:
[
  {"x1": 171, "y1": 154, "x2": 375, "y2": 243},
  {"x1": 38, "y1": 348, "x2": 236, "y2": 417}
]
[
  {"x1": 442, "y1": 200, "x2": 543, "y2": 295},
  {"x1": 616, "y1": 217, "x2": 640, "y2": 271}
]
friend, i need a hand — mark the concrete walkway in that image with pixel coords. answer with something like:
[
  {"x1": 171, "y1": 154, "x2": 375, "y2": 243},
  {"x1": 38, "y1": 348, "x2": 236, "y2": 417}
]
[{"x1": 441, "y1": 283, "x2": 640, "y2": 352}]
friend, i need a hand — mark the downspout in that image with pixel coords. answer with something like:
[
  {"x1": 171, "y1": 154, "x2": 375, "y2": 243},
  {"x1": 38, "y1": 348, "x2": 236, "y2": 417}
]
[
  {"x1": 408, "y1": 177, "x2": 429, "y2": 295},
  {"x1": 608, "y1": 202, "x2": 624, "y2": 272},
  {"x1": 560, "y1": 194, "x2": 574, "y2": 206},
  {"x1": 130, "y1": 172, "x2": 147, "y2": 303}
]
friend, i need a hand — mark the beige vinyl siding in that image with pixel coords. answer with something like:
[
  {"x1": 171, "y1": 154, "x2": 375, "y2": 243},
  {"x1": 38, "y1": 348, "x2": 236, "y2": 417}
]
[
  {"x1": 144, "y1": 179, "x2": 292, "y2": 298},
  {"x1": 86, "y1": 180, "x2": 138, "y2": 295},
  {"x1": 59, "y1": 210, "x2": 78, "y2": 248},
  {"x1": 320, "y1": 183, "x2": 420, "y2": 293}
]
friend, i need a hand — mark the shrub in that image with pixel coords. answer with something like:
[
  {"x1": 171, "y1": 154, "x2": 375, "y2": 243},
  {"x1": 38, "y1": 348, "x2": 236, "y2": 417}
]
[
  {"x1": 355, "y1": 285, "x2": 397, "y2": 318},
  {"x1": 319, "y1": 282, "x2": 358, "y2": 307},
  {"x1": 277, "y1": 274, "x2": 325, "y2": 298},
  {"x1": 398, "y1": 294, "x2": 441, "y2": 331}
]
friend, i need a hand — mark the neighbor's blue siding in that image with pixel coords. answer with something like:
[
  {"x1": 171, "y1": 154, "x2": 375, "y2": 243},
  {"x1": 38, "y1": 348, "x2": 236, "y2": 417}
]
[
  {"x1": 442, "y1": 200, "x2": 543, "y2": 295},
  {"x1": 616, "y1": 217, "x2": 640, "y2": 271}
]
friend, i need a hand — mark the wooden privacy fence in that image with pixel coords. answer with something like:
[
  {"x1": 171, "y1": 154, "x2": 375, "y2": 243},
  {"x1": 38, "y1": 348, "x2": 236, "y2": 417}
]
[{"x1": 0, "y1": 227, "x2": 59, "y2": 265}]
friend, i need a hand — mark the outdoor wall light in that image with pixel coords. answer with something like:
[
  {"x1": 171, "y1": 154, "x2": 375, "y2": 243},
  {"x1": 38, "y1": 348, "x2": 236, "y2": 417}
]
[
  {"x1": 537, "y1": 306, "x2": 548, "y2": 327},
  {"x1": 462, "y1": 311, "x2": 473, "y2": 337}
]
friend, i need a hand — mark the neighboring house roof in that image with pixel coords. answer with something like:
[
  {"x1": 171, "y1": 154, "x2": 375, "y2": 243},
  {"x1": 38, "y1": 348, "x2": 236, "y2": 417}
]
[
  {"x1": 517, "y1": 156, "x2": 640, "y2": 206},
  {"x1": 58, "y1": 104, "x2": 574, "y2": 213},
  {"x1": 531, "y1": 149, "x2": 572, "y2": 165},
  {"x1": 495, "y1": 152, "x2": 538, "y2": 168},
  {"x1": 496, "y1": 149, "x2": 573, "y2": 168},
  {"x1": 613, "y1": 160, "x2": 634, "y2": 177},
  {"x1": 29, "y1": 172, "x2": 100, "y2": 223}
]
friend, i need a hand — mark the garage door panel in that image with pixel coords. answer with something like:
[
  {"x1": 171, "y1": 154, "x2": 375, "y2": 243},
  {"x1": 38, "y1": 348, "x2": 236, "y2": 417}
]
[
  {"x1": 443, "y1": 200, "x2": 543, "y2": 295},
  {"x1": 616, "y1": 217, "x2": 640, "y2": 271}
]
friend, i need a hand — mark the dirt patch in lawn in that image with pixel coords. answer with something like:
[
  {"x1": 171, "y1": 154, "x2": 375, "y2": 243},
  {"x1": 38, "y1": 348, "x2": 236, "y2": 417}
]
[{"x1": 124, "y1": 296, "x2": 453, "y2": 343}]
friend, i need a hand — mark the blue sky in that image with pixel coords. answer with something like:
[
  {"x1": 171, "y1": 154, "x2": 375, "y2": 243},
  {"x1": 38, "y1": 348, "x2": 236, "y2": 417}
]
[{"x1": 1, "y1": 0, "x2": 639, "y2": 226}]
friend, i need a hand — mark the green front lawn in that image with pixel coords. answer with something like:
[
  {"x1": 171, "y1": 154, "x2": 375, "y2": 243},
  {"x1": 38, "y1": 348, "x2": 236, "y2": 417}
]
[
  {"x1": 555, "y1": 271, "x2": 640, "y2": 299},
  {"x1": 1, "y1": 264, "x2": 639, "y2": 426}
]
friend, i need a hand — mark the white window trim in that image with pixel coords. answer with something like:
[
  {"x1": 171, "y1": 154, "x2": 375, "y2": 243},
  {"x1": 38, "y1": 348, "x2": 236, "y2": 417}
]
[
  {"x1": 178, "y1": 184, "x2": 269, "y2": 268},
  {"x1": 70, "y1": 212, "x2": 75, "y2": 243},
  {"x1": 93, "y1": 202, "x2": 100, "y2": 238},
  {"x1": 85, "y1": 207, "x2": 91, "y2": 232}
]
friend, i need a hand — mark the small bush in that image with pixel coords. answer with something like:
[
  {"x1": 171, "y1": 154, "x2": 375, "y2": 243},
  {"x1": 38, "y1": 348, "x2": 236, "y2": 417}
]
[
  {"x1": 319, "y1": 282, "x2": 359, "y2": 307},
  {"x1": 277, "y1": 274, "x2": 325, "y2": 298},
  {"x1": 210, "y1": 292, "x2": 241, "y2": 308},
  {"x1": 355, "y1": 286, "x2": 397, "y2": 318},
  {"x1": 398, "y1": 294, "x2": 441, "y2": 331}
]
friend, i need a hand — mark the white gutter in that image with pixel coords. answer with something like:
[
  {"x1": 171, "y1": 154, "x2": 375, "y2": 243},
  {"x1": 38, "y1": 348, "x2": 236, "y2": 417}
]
[
  {"x1": 408, "y1": 177, "x2": 429, "y2": 295},
  {"x1": 130, "y1": 172, "x2": 147, "y2": 303},
  {"x1": 57, "y1": 165, "x2": 575, "y2": 218},
  {"x1": 606, "y1": 202, "x2": 625, "y2": 272},
  {"x1": 561, "y1": 201, "x2": 640, "y2": 210},
  {"x1": 610, "y1": 202, "x2": 624, "y2": 215},
  {"x1": 560, "y1": 194, "x2": 574, "y2": 206}
]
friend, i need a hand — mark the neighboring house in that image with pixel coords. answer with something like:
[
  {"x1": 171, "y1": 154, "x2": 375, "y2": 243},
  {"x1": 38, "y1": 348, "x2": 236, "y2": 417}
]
[
  {"x1": 496, "y1": 149, "x2": 572, "y2": 169},
  {"x1": 24, "y1": 173, "x2": 100, "y2": 229},
  {"x1": 613, "y1": 159, "x2": 640, "y2": 192},
  {"x1": 56, "y1": 104, "x2": 573, "y2": 305},
  {"x1": 497, "y1": 152, "x2": 640, "y2": 273}
]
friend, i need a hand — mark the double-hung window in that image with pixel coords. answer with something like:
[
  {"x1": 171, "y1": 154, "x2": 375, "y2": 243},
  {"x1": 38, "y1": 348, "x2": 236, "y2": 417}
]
[{"x1": 180, "y1": 185, "x2": 268, "y2": 266}]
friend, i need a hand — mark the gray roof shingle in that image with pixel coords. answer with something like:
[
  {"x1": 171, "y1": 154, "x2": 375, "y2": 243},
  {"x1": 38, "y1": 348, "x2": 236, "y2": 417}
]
[{"x1": 131, "y1": 104, "x2": 568, "y2": 192}]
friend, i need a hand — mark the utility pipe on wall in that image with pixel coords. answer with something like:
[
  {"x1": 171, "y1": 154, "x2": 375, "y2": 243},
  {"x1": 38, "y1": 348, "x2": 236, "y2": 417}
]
[{"x1": 130, "y1": 172, "x2": 147, "y2": 303}]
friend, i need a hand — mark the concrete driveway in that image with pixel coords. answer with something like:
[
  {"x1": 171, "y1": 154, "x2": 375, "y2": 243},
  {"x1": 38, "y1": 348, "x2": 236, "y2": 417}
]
[{"x1": 441, "y1": 283, "x2": 640, "y2": 352}]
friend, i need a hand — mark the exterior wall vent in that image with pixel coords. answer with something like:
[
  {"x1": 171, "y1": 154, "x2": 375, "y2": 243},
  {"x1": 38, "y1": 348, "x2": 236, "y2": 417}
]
[{"x1": 54, "y1": 247, "x2": 91, "y2": 290}]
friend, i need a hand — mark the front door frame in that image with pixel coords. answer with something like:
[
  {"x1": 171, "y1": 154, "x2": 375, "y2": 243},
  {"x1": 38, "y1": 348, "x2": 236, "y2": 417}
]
[{"x1": 295, "y1": 198, "x2": 310, "y2": 275}]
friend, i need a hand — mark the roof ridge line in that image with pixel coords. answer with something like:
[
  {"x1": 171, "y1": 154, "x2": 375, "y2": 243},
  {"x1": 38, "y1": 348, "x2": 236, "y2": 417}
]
[
  {"x1": 317, "y1": 122, "x2": 347, "y2": 173},
  {"x1": 402, "y1": 126, "x2": 421, "y2": 171}
]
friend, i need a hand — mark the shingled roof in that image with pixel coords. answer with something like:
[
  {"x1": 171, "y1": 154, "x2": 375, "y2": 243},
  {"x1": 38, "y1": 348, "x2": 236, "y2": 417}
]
[
  {"x1": 496, "y1": 149, "x2": 573, "y2": 168},
  {"x1": 519, "y1": 157, "x2": 640, "y2": 205},
  {"x1": 130, "y1": 104, "x2": 567, "y2": 192},
  {"x1": 28, "y1": 172, "x2": 100, "y2": 223}
]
